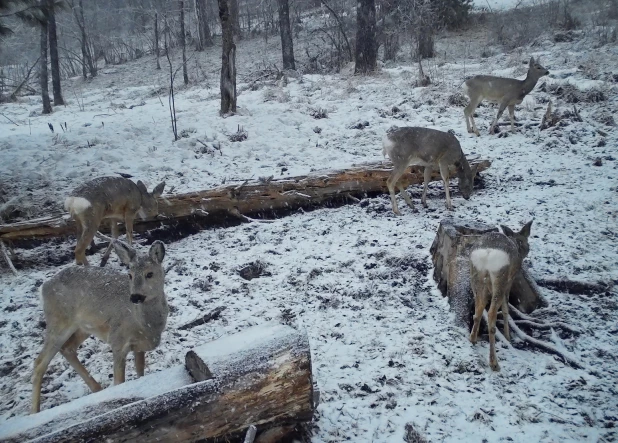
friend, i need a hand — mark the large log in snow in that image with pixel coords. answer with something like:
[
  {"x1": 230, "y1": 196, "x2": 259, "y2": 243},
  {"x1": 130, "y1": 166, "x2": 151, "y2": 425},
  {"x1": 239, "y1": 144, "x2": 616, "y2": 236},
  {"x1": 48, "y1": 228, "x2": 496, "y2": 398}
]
[
  {"x1": 429, "y1": 219, "x2": 542, "y2": 327},
  {"x1": 0, "y1": 159, "x2": 491, "y2": 243},
  {"x1": 0, "y1": 323, "x2": 314, "y2": 443}
]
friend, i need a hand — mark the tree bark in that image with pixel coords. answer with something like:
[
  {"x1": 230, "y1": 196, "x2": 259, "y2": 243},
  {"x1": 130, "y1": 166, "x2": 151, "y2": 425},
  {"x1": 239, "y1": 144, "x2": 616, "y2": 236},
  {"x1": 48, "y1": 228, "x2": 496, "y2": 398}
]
[
  {"x1": 74, "y1": 0, "x2": 96, "y2": 78},
  {"x1": 429, "y1": 219, "x2": 542, "y2": 328},
  {"x1": 47, "y1": 0, "x2": 64, "y2": 105},
  {"x1": 354, "y1": 0, "x2": 377, "y2": 74},
  {"x1": 229, "y1": 0, "x2": 241, "y2": 38},
  {"x1": 0, "y1": 324, "x2": 314, "y2": 443},
  {"x1": 0, "y1": 159, "x2": 491, "y2": 244},
  {"x1": 180, "y1": 1, "x2": 189, "y2": 85},
  {"x1": 39, "y1": 4, "x2": 52, "y2": 115},
  {"x1": 154, "y1": 12, "x2": 161, "y2": 70},
  {"x1": 218, "y1": 0, "x2": 237, "y2": 114},
  {"x1": 195, "y1": 0, "x2": 213, "y2": 49},
  {"x1": 277, "y1": 0, "x2": 295, "y2": 70}
]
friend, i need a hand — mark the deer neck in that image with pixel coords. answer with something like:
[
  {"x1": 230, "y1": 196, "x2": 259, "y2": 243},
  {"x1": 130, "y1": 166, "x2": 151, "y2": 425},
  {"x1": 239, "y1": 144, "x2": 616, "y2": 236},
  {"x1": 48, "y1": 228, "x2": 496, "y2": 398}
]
[{"x1": 522, "y1": 71, "x2": 540, "y2": 95}]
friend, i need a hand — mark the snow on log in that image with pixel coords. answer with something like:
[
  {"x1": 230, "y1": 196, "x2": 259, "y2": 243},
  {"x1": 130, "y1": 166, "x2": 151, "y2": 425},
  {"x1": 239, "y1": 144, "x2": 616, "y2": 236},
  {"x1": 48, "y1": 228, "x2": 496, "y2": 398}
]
[
  {"x1": 0, "y1": 159, "x2": 491, "y2": 243},
  {"x1": 0, "y1": 323, "x2": 314, "y2": 443},
  {"x1": 429, "y1": 219, "x2": 542, "y2": 327}
]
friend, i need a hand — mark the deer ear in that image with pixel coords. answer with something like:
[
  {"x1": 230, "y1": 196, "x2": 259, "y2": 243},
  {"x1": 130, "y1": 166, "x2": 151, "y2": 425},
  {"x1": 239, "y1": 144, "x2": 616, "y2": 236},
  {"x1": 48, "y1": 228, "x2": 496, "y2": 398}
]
[
  {"x1": 152, "y1": 181, "x2": 165, "y2": 198},
  {"x1": 471, "y1": 164, "x2": 479, "y2": 178},
  {"x1": 136, "y1": 180, "x2": 148, "y2": 193},
  {"x1": 529, "y1": 56, "x2": 535, "y2": 67},
  {"x1": 113, "y1": 240, "x2": 136, "y2": 265},
  {"x1": 501, "y1": 225, "x2": 516, "y2": 237},
  {"x1": 149, "y1": 240, "x2": 166, "y2": 264},
  {"x1": 519, "y1": 220, "x2": 533, "y2": 238}
]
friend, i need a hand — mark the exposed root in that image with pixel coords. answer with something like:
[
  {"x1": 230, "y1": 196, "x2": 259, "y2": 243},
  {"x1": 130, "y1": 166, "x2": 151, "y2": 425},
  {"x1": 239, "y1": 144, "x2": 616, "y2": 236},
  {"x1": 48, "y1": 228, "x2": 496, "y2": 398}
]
[
  {"x1": 507, "y1": 317, "x2": 586, "y2": 370},
  {"x1": 509, "y1": 303, "x2": 581, "y2": 334}
]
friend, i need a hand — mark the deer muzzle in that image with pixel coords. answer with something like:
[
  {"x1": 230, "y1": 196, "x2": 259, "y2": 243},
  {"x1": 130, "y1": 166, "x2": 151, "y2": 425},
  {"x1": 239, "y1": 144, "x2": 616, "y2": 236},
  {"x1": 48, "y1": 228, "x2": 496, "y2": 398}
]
[{"x1": 130, "y1": 294, "x2": 146, "y2": 304}]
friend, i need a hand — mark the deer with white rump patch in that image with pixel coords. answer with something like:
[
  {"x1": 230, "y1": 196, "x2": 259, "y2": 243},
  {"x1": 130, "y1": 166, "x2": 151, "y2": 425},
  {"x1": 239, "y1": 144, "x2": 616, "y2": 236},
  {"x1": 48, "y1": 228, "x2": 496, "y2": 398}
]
[
  {"x1": 65, "y1": 176, "x2": 165, "y2": 266},
  {"x1": 31, "y1": 240, "x2": 168, "y2": 413},
  {"x1": 382, "y1": 126, "x2": 477, "y2": 215},
  {"x1": 469, "y1": 221, "x2": 533, "y2": 371},
  {"x1": 463, "y1": 57, "x2": 549, "y2": 136}
]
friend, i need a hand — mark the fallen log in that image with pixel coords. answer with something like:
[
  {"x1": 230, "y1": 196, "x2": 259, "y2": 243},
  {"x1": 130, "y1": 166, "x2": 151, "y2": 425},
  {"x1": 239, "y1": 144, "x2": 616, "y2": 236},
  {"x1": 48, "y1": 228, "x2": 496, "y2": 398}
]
[
  {"x1": 0, "y1": 323, "x2": 314, "y2": 443},
  {"x1": 429, "y1": 219, "x2": 542, "y2": 327},
  {"x1": 0, "y1": 159, "x2": 491, "y2": 244}
]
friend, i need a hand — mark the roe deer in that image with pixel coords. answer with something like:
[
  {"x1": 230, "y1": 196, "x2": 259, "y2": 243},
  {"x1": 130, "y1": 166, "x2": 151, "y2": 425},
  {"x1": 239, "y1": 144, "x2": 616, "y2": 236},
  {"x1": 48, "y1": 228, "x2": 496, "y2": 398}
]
[
  {"x1": 32, "y1": 240, "x2": 168, "y2": 413},
  {"x1": 469, "y1": 220, "x2": 533, "y2": 371},
  {"x1": 463, "y1": 57, "x2": 549, "y2": 136},
  {"x1": 65, "y1": 176, "x2": 165, "y2": 266},
  {"x1": 382, "y1": 126, "x2": 478, "y2": 215}
]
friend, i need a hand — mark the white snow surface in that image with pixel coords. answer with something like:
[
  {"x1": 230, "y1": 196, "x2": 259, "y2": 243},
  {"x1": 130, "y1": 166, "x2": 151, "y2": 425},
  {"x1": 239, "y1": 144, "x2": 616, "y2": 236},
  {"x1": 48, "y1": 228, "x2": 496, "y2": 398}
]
[{"x1": 1, "y1": 25, "x2": 618, "y2": 443}]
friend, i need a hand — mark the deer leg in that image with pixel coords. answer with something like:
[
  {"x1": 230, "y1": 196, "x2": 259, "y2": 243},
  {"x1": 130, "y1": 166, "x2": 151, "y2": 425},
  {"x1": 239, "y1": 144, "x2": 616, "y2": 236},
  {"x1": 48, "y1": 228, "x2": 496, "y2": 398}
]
[
  {"x1": 508, "y1": 104, "x2": 516, "y2": 133},
  {"x1": 487, "y1": 295, "x2": 500, "y2": 371},
  {"x1": 32, "y1": 328, "x2": 77, "y2": 413},
  {"x1": 501, "y1": 294, "x2": 511, "y2": 342},
  {"x1": 387, "y1": 165, "x2": 408, "y2": 216},
  {"x1": 112, "y1": 349, "x2": 130, "y2": 385},
  {"x1": 469, "y1": 269, "x2": 488, "y2": 345},
  {"x1": 490, "y1": 102, "x2": 508, "y2": 134},
  {"x1": 60, "y1": 331, "x2": 102, "y2": 392},
  {"x1": 100, "y1": 220, "x2": 119, "y2": 267},
  {"x1": 438, "y1": 163, "x2": 452, "y2": 210},
  {"x1": 464, "y1": 97, "x2": 481, "y2": 136},
  {"x1": 134, "y1": 351, "x2": 145, "y2": 377},
  {"x1": 124, "y1": 214, "x2": 135, "y2": 245},
  {"x1": 421, "y1": 166, "x2": 432, "y2": 208},
  {"x1": 74, "y1": 216, "x2": 90, "y2": 266}
]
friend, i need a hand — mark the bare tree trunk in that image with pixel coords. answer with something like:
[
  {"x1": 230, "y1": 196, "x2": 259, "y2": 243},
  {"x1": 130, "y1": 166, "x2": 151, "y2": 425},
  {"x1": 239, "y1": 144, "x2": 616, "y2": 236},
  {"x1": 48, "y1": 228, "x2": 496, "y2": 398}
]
[
  {"x1": 195, "y1": 0, "x2": 213, "y2": 49},
  {"x1": 277, "y1": 0, "x2": 295, "y2": 70},
  {"x1": 415, "y1": 2, "x2": 435, "y2": 60},
  {"x1": 218, "y1": 0, "x2": 237, "y2": 114},
  {"x1": 229, "y1": 0, "x2": 241, "y2": 38},
  {"x1": 74, "y1": 0, "x2": 96, "y2": 78},
  {"x1": 40, "y1": 6, "x2": 52, "y2": 114},
  {"x1": 155, "y1": 12, "x2": 161, "y2": 70},
  {"x1": 180, "y1": 1, "x2": 189, "y2": 84},
  {"x1": 354, "y1": 0, "x2": 377, "y2": 74},
  {"x1": 47, "y1": 0, "x2": 64, "y2": 105}
]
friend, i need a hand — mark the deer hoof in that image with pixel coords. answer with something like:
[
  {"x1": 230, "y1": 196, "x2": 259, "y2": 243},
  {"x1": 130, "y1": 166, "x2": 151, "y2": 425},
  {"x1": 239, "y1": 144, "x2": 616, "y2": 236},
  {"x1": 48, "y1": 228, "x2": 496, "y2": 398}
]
[
  {"x1": 469, "y1": 334, "x2": 477, "y2": 345},
  {"x1": 490, "y1": 360, "x2": 500, "y2": 372}
]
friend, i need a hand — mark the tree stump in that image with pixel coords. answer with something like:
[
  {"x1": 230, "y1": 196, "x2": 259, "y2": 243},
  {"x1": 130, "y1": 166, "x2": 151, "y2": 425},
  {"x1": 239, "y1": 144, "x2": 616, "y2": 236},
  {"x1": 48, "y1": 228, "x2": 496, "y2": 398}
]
[{"x1": 429, "y1": 219, "x2": 542, "y2": 328}]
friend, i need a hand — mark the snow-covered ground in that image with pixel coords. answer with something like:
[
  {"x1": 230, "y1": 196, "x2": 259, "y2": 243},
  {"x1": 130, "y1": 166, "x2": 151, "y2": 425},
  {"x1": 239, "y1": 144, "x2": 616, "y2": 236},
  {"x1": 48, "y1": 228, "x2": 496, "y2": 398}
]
[{"x1": 1, "y1": 17, "x2": 617, "y2": 443}]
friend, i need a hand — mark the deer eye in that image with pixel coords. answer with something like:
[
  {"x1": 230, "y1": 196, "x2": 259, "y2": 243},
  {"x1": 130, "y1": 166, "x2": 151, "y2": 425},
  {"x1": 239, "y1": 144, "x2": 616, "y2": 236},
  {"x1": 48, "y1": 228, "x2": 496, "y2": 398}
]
[
  {"x1": 128, "y1": 274, "x2": 133, "y2": 280},
  {"x1": 146, "y1": 272, "x2": 154, "y2": 279}
]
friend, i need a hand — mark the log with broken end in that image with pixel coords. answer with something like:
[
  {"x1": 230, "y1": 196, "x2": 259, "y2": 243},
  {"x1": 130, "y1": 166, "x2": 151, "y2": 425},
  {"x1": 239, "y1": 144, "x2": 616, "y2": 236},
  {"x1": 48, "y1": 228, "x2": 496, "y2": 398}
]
[
  {"x1": 0, "y1": 323, "x2": 314, "y2": 443},
  {"x1": 0, "y1": 159, "x2": 491, "y2": 244}
]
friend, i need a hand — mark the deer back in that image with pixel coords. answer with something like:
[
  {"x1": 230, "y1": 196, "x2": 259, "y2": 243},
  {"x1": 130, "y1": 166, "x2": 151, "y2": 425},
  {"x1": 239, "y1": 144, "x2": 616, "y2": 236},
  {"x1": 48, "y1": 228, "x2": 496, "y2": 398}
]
[
  {"x1": 383, "y1": 127, "x2": 464, "y2": 167},
  {"x1": 65, "y1": 177, "x2": 163, "y2": 221}
]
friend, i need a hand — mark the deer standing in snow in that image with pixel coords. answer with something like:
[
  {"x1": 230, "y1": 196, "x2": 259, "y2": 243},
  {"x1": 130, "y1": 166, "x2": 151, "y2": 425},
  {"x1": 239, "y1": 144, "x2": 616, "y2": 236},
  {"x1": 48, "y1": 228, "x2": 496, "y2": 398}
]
[
  {"x1": 31, "y1": 240, "x2": 168, "y2": 413},
  {"x1": 469, "y1": 221, "x2": 533, "y2": 371},
  {"x1": 463, "y1": 57, "x2": 549, "y2": 135},
  {"x1": 382, "y1": 126, "x2": 477, "y2": 215},
  {"x1": 65, "y1": 177, "x2": 165, "y2": 266}
]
